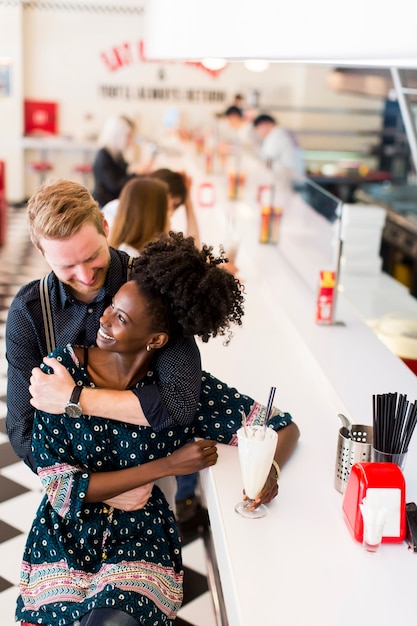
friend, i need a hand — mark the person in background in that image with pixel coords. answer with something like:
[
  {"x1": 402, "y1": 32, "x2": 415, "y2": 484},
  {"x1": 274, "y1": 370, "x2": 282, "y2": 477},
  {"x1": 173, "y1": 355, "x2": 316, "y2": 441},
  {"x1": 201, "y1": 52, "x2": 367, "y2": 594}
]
[
  {"x1": 252, "y1": 113, "x2": 305, "y2": 183},
  {"x1": 232, "y1": 92, "x2": 245, "y2": 109},
  {"x1": 108, "y1": 177, "x2": 169, "y2": 257},
  {"x1": 92, "y1": 115, "x2": 154, "y2": 208},
  {"x1": 224, "y1": 105, "x2": 245, "y2": 129},
  {"x1": 102, "y1": 167, "x2": 201, "y2": 250},
  {"x1": 149, "y1": 168, "x2": 201, "y2": 247},
  {"x1": 221, "y1": 105, "x2": 254, "y2": 151}
]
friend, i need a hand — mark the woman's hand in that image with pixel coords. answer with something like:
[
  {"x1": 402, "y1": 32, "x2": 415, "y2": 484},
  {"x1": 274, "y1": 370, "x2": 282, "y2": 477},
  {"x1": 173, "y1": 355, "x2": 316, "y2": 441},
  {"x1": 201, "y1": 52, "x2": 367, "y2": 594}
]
[
  {"x1": 168, "y1": 439, "x2": 218, "y2": 476},
  {"x1": 243, "y1": 470, "x2": 279, "y2": 510},
  {"x1": 29, "y1": 357, "x2": 75, "y2": 413}
]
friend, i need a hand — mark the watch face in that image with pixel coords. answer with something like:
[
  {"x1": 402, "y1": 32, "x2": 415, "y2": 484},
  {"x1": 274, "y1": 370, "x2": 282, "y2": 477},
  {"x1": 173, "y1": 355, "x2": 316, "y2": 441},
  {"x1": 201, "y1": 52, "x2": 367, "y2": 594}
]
[{"x1": 65, "y1": 402, "x2": 82, "y2": 418}]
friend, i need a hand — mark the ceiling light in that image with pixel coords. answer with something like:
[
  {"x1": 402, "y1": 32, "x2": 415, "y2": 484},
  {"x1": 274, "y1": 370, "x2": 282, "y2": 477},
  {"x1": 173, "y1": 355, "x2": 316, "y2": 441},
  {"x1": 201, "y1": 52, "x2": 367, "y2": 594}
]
[
  {"x1": 244, "y1": 59, "x2": 270, "y2": 72},
  {"x1": 201, "y1": 57, "x2": 228, "y2": 71}
]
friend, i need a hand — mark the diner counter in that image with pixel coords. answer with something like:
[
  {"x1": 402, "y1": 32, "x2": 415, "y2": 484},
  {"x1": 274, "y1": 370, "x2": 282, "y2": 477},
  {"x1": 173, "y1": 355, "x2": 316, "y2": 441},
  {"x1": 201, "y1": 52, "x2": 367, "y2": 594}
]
[
  {"x1": 198, "y1": 245, "x2": 417, "y2": 626},
  {"x1": 21, "y1": 135, "x2": 97, "y2": 153},
  {"x1": 161, "y1": 144, "x2": 417, "y2": 626}
]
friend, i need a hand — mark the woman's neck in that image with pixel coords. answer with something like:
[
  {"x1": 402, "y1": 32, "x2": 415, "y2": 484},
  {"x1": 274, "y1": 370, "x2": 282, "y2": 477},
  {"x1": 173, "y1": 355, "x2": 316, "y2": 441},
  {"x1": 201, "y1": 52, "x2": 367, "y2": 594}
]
[{"x1": 75, "y1": 346, "x2": 152, "y2": 390}]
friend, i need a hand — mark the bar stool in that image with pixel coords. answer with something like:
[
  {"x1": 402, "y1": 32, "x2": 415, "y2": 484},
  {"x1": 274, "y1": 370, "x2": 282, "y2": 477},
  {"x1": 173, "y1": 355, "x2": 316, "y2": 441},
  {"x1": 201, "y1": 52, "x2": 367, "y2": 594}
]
[
  {"x1": 28, "y1": 160, "x2": 53, "y2": 187},
  {"x1": 74, "y1": 162, "x2": 93, "y2": 188}
]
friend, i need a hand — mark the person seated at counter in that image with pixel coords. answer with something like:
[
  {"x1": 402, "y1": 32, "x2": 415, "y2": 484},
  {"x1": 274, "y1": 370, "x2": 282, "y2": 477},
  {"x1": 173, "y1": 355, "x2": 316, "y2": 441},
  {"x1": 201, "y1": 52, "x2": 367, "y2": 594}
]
[
  {"x1": 232, "y1": 93, "x2": 245, "y2": 109},
  {"x1": 220, "y1": 105, "x2": 254, "y2": 151},
  {"x1": 149, "y1": 167, "x2": 201, "y2": 248},
  {"x1": 252, "y1": 113, "x2": 305, "y2": 184},
  {"x1": 103, "y1": 166, "x2": 202, "y2": 252},
  {"x1": 17, "y1": 232, "x2": 299, "y2": 626},
  {"x1": 92, "y1": 114, "x2": 153, "y2": 208}
]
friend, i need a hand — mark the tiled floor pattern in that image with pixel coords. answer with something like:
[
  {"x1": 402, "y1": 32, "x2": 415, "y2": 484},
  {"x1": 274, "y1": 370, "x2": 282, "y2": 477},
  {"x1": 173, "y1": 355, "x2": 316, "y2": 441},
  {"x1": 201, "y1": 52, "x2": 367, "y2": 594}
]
[{"x1": 0, "y1": 206, "x2": 217, "y2": 626}]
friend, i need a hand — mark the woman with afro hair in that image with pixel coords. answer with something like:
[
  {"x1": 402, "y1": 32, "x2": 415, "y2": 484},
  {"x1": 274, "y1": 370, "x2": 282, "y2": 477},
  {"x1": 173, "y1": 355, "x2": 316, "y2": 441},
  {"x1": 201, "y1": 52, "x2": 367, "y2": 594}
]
[{"x1": 17, "y1": 231, "x2": 299, "y2": 626}]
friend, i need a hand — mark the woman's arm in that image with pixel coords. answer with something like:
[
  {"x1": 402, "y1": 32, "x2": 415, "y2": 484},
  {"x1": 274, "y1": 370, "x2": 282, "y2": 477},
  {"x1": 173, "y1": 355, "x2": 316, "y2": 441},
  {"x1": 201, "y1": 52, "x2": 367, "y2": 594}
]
[
  {"x1": 192, "y1": 372, "x2": 301, "y2": 509},
  {"x1": 37, "y1": 414, "x2": 218, "y2": 517},
  {"x1": 85, "y1": 439, "x2": 218, "y2": 503},
  {"x1": 248, "y1": 421, "x2": 300, "y2": 509},
  {"x1": 180, "y1": 171, "x2": 201, "y2": 248}
]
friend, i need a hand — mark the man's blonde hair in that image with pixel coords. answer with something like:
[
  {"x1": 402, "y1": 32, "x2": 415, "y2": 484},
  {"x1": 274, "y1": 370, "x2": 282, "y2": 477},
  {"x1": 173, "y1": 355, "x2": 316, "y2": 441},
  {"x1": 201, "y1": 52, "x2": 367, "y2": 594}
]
[{"x1": 28, "y1": 178, "x2": 106, "y2": 250}]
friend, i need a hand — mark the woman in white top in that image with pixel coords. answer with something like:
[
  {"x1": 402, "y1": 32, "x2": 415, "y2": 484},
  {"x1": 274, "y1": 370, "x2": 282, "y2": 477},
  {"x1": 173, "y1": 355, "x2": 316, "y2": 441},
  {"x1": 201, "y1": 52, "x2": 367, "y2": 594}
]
[{"x1": 108, "y1": 177, "x2": 169, "y2": 257}]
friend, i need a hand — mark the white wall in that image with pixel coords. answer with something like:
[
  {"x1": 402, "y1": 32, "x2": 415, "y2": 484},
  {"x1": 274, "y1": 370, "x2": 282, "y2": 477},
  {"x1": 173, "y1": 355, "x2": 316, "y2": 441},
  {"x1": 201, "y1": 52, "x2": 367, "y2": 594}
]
[
  {"x1": 146, "y1": 0, "x2": 417, "y2": 66},
  {"x1": 0, "y1": 1, "x2": 385, "y2": 201},
  {"x1": 0, "y1": 3, "x2": 24, "y2": 200}
]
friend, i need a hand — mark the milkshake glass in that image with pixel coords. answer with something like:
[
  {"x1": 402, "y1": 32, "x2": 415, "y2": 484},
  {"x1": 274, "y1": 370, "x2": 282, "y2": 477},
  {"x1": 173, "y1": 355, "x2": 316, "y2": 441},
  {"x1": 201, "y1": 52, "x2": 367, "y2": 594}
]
[{"x1": 235, "y1": 425, "x2": 278, "y2": 519}]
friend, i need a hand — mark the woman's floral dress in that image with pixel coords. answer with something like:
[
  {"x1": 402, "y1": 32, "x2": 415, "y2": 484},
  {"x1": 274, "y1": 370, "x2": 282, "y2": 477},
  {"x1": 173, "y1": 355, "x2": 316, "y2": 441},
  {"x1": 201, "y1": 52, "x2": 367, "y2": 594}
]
[{"x1": 16, "y1": 345, "x2": 292, "y2": 625}]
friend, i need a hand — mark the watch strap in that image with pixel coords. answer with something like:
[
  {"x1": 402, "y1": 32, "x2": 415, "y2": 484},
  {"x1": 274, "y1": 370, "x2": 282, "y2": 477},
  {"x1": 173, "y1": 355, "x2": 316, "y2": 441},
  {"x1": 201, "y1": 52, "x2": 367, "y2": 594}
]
[{"x1": 70, "y1": 385, "x2": 83, "y2": 405}]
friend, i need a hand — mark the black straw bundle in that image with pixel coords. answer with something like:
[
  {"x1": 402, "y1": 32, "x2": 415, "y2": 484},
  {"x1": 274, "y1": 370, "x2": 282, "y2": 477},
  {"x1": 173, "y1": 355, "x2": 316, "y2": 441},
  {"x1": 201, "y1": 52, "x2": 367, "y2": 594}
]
[{"x1": 372, "y1": 392, "x2": 417, "y2": 454}]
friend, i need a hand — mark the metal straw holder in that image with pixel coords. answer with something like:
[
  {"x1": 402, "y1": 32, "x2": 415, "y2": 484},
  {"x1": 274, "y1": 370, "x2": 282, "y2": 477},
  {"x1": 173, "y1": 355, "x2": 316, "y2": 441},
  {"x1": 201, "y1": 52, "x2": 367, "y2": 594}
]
[{"x1": 334, "y1": 424, "x2": 373, "y2": 493}]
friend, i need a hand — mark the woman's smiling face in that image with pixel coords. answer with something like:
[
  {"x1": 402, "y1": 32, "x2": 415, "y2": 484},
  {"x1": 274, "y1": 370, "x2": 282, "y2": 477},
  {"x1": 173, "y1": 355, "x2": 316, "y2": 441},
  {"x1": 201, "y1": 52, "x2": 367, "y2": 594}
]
[{"x1": 97, "y1": 281, "x2": 157, "y2": 354}]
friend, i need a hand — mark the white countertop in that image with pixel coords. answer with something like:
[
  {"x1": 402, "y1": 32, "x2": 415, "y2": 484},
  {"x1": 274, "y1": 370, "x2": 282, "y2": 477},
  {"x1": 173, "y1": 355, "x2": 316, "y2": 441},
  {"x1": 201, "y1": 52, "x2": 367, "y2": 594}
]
[
  {"x1": 160, "y1": 142, "x2": 417, "y2": 626},
  {"x1": 198, "y1": 241, "x2": 417, "y2": 626}
]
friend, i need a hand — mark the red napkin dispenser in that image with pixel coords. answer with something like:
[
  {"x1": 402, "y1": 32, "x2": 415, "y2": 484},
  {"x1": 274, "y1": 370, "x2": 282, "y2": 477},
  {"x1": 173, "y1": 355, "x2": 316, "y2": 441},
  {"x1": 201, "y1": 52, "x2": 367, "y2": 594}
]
[{"x1": 342, "y1": 462, "x2": 406, "y2": 543}]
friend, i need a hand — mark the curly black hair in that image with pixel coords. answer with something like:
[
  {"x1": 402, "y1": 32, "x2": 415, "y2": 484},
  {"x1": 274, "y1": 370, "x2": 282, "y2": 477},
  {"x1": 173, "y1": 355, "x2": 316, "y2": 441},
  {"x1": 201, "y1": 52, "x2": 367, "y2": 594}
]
[{"x1": 132, "y1": 231, "x2": 245, "y2": 344}]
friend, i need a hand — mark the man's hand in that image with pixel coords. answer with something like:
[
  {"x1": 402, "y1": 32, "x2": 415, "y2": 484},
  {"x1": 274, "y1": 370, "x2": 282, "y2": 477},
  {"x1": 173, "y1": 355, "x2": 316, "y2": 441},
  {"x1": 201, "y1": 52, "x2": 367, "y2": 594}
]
[
  {"x1": 167, "y1": 439, "x2": 218, "y2": 476},
  {"x1": 30, "y1": 357, "x2": 75, "y2": 413},
  {"x1": 103, "y1": 483, "x2": 154, "y2": 511}
]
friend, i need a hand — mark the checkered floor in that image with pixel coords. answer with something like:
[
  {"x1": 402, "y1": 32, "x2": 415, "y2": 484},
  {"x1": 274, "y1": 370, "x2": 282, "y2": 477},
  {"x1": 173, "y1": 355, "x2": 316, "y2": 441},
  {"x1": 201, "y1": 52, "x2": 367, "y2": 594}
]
[{"x1": 0, "y1": 206, "x2": 217, "y2": 626}]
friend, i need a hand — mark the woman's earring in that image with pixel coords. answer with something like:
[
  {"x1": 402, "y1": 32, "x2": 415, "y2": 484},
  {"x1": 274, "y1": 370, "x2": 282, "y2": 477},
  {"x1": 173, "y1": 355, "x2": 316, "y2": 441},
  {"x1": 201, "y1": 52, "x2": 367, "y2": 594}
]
[{"x1": 146, "y1": 344, "x2": 152, "y2": 352}]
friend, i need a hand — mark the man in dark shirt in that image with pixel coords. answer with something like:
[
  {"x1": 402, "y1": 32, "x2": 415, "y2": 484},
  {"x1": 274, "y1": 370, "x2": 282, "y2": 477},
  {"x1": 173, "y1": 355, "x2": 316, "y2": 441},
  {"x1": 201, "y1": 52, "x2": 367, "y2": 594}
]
[{"x1": 6, "y1": 179, "x2": 201, "y2": 487}]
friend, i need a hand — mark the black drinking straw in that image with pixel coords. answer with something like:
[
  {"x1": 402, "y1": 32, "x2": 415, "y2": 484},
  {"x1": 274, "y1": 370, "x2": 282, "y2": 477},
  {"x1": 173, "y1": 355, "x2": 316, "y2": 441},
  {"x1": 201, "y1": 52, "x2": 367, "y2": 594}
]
[
  {"x1": 374, "y1": 393, "x2": 382, "y2": 451},
  {"x1": 389, "y1": 393, "x2": 399, "y2": 453},
  {"x1": 373, "y1": 393, "x2": 417, "y2": 456},
  {"x1": 263, "y1": 386, "x2": 276, "y2": 428},
  {"x1": 401, "y1": 401, "x2": 417, "y2": 454},
  {"x1": 388, "y1": 393, "x2": 397, "y2": 450},
  {"x1": 380, "y1": 393, "x2": 388, "y2": 451},
  {"x1": 393, "y1": 394, "x2": 408, "y2": 454},
  {"x1": 387, "y1": 393, "x2": 396, "y2": 452},
  {"x1": 397, "y1": 394, "x2": 408, "y2": 453},
  {"x1": 372, "y1": 394, "x2": 377, "y2": 448},
  {"x1": 382, "y1": 393, "x2": 388, "y2": 450}
]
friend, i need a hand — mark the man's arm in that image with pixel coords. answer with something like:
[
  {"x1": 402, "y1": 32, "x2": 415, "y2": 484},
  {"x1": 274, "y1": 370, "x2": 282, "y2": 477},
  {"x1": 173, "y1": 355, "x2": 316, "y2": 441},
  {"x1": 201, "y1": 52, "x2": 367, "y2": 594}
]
[
  {"x1": 6, "y1": 297, "x2": 45, "y2": 471},
  {"x1": 30, "y1": 361, "x2": 150, "y2": 425},
  {"x1": 146, "y1": 337, "x2": 201, "y2": 428},
  {"x1": 30, "y1": 337, "x2": 202, "y2": 431}
]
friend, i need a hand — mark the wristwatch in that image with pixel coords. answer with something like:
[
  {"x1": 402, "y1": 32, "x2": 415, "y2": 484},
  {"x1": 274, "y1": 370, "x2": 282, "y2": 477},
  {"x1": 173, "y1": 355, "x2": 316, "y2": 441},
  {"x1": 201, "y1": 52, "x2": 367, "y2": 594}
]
[{"x1": 64, "y1": 385, "x2": 83, "y2": 418}]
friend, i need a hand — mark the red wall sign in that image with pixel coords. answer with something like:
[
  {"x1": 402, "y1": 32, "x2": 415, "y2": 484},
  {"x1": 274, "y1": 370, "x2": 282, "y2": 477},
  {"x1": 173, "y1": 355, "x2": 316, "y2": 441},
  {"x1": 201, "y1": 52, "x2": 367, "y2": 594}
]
[{"x1": 24, "y1": 100, "x2": 58, "y2": 135}]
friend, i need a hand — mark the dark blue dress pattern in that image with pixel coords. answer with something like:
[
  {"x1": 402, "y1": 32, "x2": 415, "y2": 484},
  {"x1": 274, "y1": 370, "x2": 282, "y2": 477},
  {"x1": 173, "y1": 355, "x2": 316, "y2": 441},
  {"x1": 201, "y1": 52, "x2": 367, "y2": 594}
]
[{"x1": 16, "y1": 345, "x2": 292, "y2": 625}]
